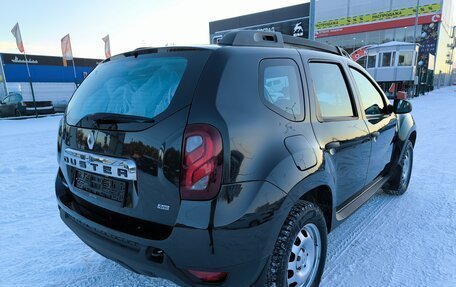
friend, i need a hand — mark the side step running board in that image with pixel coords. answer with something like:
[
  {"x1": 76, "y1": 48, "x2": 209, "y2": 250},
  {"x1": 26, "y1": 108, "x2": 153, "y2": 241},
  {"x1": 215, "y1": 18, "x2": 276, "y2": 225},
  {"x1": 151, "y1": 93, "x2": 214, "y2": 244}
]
[{"x1": 336, "y1": 176, "x2": 390, "y2": 221}]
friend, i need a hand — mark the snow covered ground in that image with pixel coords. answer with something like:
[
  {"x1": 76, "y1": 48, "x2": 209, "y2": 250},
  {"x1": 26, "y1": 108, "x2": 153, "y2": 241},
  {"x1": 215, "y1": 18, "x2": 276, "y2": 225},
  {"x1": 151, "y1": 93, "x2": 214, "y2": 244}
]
[{"x1": 1, "y1": 86, "x2": 455, "y2": 287}]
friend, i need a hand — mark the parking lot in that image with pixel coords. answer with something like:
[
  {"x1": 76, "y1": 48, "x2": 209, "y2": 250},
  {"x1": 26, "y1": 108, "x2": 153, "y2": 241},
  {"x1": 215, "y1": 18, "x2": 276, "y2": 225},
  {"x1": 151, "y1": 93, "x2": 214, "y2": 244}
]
[{"x1": 0, "y1": 86, "x2": 455, "y2": 287}]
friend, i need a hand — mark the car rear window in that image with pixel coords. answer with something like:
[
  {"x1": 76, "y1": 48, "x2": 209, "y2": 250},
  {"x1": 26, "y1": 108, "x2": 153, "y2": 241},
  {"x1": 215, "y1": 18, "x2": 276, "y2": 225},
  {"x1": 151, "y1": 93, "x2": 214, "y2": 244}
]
[{"x1": 66, "y1": 55, "x2": 191, "y2": 126}]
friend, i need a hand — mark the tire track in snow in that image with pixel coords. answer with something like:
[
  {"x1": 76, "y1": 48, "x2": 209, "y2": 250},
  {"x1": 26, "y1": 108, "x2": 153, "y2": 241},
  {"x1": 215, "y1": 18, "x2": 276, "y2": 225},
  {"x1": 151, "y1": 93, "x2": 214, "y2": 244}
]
[{"x1": 323, "y1": 192, "x2": 394, "y2": 277}]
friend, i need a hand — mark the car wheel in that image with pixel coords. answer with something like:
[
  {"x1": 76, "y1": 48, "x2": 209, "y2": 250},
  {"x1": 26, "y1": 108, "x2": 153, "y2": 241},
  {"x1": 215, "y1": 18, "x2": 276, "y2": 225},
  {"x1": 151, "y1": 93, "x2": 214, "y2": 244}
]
[
  {"x1": 267, "y1": 201, "x2": 327, "y2": 287},
  {"x1": 15, "y1": 109, "x2": 22, "y2": 117},
  {"x1": 384, "y1": 140, "x2": 413, "y2": 195}
]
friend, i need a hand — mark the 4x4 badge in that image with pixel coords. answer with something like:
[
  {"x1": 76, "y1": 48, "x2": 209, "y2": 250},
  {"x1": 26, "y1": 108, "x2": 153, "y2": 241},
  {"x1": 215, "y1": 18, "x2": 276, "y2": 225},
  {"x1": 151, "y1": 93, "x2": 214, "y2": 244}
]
[{"x1": 87, "y1": 131, "x2": 95, "y2": 150}]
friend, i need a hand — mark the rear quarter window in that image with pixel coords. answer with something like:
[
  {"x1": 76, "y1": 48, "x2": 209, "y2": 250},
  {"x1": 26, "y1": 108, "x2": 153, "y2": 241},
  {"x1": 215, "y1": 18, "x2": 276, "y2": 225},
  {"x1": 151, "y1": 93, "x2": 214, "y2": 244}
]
[{"x1": 259, "y1": 59, "x2": 304, "y2": 121}]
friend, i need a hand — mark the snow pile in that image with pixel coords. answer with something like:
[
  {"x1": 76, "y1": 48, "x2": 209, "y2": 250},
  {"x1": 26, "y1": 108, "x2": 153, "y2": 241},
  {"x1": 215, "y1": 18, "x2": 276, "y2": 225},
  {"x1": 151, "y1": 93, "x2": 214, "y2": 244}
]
[{"x1": 0, "y1": 86, "x2": 455, "y2": 286}]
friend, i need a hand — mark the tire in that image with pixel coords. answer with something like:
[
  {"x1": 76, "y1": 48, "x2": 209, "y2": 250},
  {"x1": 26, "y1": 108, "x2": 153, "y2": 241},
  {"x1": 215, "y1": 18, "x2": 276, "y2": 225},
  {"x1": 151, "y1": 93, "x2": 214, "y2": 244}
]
[
  {"x1": 384, "y1": 140, "x2": 414, "y2": 195},
  {"x1": 267, "y1": 201, "x2": 327, "y2": 287},
  {"x1": 15, "y1": 109, "x2": 21, "y2": 117}
]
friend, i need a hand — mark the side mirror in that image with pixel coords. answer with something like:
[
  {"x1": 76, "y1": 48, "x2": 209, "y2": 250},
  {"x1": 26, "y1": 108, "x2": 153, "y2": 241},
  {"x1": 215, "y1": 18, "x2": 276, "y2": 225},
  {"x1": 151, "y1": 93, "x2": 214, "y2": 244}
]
[
  {"x1": 386, "y1": 104, "x2": 394, "y2": 114},
  {"x1": 394, "y1": 99, "x2": 412, "y2": 114}
]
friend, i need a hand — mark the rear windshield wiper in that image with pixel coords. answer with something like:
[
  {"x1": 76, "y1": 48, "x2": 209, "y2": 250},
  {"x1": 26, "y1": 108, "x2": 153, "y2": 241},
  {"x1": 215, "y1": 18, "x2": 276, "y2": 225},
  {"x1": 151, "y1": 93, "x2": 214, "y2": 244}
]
[
  {"x1": 94, "y1": 113, "x2": 156, "y2": 124},
  {"x1": 78, "y1": 113, "x2": 156, "y2": 128}
]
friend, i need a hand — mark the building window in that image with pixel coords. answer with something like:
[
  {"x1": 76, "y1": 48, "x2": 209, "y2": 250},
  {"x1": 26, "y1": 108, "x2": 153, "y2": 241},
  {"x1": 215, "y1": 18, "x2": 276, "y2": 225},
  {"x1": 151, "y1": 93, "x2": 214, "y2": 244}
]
[
  {"x1": 260, "y1": 59, "x2": 304, "y2": 121},
  {"x1": 309, "y1": 62, "x2": 355, "y2": 119},
  {"x1": 367, "y1": 55, "x2": 376, "y2": 68},
  {"x1": 356, "y1": 57, "x2": 367, "y2": 68},
  {"x1": 398, "y1": 51, "x2": 413, "y2": 66},
  {"x1": 380, "y1": 52, "x2": 393, "y2": 67}
]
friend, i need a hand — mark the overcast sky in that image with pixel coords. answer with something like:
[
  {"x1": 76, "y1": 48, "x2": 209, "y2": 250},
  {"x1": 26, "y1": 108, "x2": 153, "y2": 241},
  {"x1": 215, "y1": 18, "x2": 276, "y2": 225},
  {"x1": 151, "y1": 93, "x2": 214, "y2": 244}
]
[{"x1": 0, "y1": 0, "x2": 306, "y2": 59}]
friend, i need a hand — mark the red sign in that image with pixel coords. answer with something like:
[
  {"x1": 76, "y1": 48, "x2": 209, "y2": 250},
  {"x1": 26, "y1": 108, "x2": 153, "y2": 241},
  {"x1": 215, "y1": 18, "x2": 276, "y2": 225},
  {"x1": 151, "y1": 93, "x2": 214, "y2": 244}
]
[{"x1": 350, "y1": 46, "x2": 371, "y2": 61}]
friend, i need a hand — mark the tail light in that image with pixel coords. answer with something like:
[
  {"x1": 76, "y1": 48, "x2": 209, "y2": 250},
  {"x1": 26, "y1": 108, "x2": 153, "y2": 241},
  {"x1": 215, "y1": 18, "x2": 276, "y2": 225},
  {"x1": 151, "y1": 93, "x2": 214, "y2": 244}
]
[{"x1": 180, "y1": 124, "x2": 223, "y2": 200}]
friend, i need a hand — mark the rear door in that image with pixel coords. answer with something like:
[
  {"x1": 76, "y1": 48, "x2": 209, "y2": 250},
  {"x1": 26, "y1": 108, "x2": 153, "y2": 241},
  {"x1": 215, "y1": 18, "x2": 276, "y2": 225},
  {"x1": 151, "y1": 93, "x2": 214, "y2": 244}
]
[
  {"x1": 302, "y1": 56, "x2": 371, "y2": 207},
  {"x1": 61, "y1": 49, "x2": 213, "y2": 227},
  {"x1": 348, "y1": 66, "x2": 396, "y2": 183}
]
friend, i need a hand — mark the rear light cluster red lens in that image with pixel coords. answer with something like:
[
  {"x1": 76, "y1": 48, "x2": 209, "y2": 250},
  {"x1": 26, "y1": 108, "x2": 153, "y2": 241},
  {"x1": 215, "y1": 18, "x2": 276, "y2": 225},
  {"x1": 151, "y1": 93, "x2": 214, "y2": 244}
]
[{"x1": 180, "y1": 124, "x2": 223, "y2": 200}]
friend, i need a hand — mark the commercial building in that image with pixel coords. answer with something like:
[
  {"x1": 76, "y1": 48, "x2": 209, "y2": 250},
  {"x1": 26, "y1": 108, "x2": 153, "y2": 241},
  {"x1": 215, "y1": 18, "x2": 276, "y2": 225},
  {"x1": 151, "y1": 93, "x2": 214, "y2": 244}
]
[
  {"x1": 0, "y1": 53, "x2": 100, "y2": 103},
  {"x1": 315, "y1": 0, "x2": 455, "y2": 89},
  {"x1": 209, "y1": 3, "x2": 310, "y2": 44},
  {"x1": 209, "y1": 0, "x2": 455, "y2": 90}
]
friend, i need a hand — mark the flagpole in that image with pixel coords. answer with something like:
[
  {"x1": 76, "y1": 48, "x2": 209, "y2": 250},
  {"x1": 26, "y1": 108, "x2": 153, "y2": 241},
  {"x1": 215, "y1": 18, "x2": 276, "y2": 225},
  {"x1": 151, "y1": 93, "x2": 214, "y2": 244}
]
[
  {"x1": 71, "y1": 58, "x2": 77, "y2": 88},
  {"x1": 23, "y1": 50, "x2": 38, "y2": 117}
]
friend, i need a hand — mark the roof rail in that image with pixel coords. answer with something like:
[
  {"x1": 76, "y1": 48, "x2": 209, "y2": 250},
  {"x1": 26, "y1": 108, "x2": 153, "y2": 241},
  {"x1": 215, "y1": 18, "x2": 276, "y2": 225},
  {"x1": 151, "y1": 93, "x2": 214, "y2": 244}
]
[
  {"x1": 218, "y1": 30, "x2": 284, "y2": 48},
  {"x1": 282, "y1": 34, "x2": 341, "y2": 56},
  {"x1": 219, "y1": 30, "x2": 345, "y2": 56}
]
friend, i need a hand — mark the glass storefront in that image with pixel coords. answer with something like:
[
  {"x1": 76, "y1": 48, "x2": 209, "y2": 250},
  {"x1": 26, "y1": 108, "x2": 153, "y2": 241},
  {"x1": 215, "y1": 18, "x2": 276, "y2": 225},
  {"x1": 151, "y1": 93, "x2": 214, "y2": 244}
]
[{"x1": 319, "y1": 25, "x2": 423, "y2": 54}]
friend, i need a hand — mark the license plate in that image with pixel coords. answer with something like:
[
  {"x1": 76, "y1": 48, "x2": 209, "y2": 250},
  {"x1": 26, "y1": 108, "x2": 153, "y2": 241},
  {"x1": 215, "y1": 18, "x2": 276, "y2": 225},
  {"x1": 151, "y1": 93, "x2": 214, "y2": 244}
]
[{"x1": 74, "y1": 170, "x2": 127, "y2": 203}]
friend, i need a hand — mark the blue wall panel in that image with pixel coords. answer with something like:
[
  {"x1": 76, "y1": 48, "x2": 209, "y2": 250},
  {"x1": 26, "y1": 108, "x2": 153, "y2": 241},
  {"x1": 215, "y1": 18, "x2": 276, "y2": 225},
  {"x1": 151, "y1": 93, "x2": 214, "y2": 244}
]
[{"x1": 3, "y1": 64, "x2": 95, "y2": 83}]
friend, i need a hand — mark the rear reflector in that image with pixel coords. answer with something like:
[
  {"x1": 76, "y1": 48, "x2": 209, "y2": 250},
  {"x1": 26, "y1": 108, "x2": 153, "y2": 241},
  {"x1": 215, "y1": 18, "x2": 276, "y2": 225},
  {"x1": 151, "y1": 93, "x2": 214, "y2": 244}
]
[
  {"x1": 180, "y1": 124, "x2": 223, "y2": 200},
  {"x1": 188, "y1": 270, "x2": 228, "y2": 283}
]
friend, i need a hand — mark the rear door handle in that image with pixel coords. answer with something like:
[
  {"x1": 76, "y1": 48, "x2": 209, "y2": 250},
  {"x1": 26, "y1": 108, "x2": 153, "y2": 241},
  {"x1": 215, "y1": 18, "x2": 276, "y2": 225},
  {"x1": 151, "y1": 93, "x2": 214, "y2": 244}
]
[
  {"x1": 371, "y1": 131, "x2": 380, "y2": 142},
  {"x1": 325, "y1": 141, "x2": 340, "y2": 155}
]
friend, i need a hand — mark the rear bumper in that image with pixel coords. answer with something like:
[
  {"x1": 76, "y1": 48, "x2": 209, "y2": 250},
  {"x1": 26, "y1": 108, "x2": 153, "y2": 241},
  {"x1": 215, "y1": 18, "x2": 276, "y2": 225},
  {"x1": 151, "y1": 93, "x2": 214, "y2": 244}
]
[{"x1": 56, "y1": 173, "x2": 290, "y2": 286}]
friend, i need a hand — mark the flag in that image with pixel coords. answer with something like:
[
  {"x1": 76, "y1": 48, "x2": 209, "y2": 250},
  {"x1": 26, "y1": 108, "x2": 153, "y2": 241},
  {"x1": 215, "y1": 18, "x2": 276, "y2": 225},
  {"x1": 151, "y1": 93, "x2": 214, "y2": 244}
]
[
  {"x1": 102, "y1": 35, "x2": 111, "y2": 58},
  {"x1": 11, "y1": 23, "x2": 25, "y2": 53},
  {"x1": 61, "y1": 34, "x2": 73, "y2": 67},
  {"x1": 389, "y1": 83, "x2": 396, "y2": 94}
]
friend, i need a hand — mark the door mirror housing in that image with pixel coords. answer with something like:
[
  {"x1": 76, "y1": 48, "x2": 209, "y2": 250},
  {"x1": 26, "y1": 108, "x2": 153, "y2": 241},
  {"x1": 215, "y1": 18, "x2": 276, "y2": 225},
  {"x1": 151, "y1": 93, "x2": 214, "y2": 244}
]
[{"x1": 394, "y1": 99, "x2": 412, "y2": 114}]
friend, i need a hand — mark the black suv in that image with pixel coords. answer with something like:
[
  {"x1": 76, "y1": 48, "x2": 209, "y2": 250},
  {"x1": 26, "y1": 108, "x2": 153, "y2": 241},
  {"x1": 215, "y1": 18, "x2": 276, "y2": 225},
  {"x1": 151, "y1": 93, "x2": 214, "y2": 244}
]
[{"x1": 55, "y1": 31, "x2": 416, "y2": 287}]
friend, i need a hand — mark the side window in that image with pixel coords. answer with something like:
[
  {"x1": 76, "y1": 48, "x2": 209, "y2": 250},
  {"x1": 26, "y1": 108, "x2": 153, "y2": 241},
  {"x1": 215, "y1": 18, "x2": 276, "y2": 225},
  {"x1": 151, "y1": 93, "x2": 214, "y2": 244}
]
[
  {"x1": 379, "y1": 52, "x2": 393, "y2": 67},
  {"x1": 350, "y1": 68, "x2": 386, "y2": 116},
  {"x1": 309, "y1": 62, "x2": 355, "y2": 119},
  {"x1": 260, "y1": 59, "x2": 304, "y2": 121},
  {"x1": 367, "y1": 55, "x2": 376, "y2": 68},
  {"x1": 3, "y1": 96, "x2": 11, "y2": 103},
  {"x1": 398, "y1": 51, "x2": 413, "y2": 66}
]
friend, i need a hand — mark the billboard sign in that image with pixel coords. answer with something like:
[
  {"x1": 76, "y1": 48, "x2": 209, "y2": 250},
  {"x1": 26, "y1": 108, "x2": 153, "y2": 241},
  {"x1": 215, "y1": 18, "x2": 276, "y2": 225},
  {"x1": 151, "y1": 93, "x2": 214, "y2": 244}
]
[
  {"x1": 315, "y1": 3, "x2": 442, "y2": 38},
  {"x1": 212, "y1": 18, "x2": 309, "y2": 43}
]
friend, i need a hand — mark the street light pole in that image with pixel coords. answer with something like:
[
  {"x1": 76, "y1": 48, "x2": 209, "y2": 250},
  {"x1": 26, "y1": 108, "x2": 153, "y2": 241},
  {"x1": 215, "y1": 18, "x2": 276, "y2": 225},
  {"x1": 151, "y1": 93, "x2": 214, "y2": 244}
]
[
  {"x1": 413, "y1": 0, "x2": 420, "y2": 98},
  {"x1": 309, "y1": 0, "x2": 316, "y2": 40},
  {"x1": 413, "y1": 0, "x2": 420, "y2": 42}
]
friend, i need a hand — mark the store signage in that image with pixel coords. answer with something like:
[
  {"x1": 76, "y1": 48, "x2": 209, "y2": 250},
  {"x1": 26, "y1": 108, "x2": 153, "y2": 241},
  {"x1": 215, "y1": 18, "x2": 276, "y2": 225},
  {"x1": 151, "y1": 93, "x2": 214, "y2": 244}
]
[
  {"x1": 11, "y1": 56, "x2": 38, "y2": 64},
  {"x1": 212, "y1": 18, "x2": 309, "y2": 43},
  {"x1": 316, "y1": 13, "x2": 442, "y2": 38},
  {"x1": 350, "y1": 46, "x2": 372, "y2": 61},
  {"x1": 316, "y1": 3, "x2": 441, "y2": 30},
  {"x1": 1, "y1": 53, "x2": 100, "y2": 67},
  {"x1": 418, "y1": 23, "x2": 439, "y2": 70}
]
